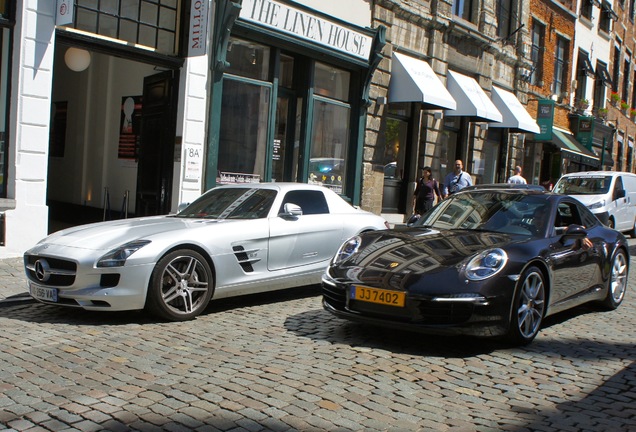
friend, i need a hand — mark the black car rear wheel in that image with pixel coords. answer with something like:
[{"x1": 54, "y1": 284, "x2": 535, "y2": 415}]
[
  {"x1": 146, "y1": 250, "x2": 214, "y2": 321},
  {"x1": 602, "y1": 249, "x2": 627, "y2": 310},
  {"x1": 507, "y1": 267, "x2": 546, "y2": 345}
]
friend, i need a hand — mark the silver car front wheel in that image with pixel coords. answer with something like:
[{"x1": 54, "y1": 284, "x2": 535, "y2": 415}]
[{"x1": 146, "y1": 250, "x2": 214, "y2": 321}]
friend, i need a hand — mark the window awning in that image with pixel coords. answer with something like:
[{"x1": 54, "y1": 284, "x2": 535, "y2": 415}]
[
  {"x1": 596, "y1": 63, "x2": 613, "y2": 88},
  {"x1": 580, "y1": 53, "x2": 595, "y2": 78},
  {"x1": 551, "y1": 129, "x2": 600, "y2": 168},
  {"x1": 489, "y1": 86, "x2": 540, "y2": 133},
  {"x1": 444, "y1": 71, "x2": 503, "y2": 122},
  {"x1": 602, "y1": 1, "x2": 618, "y2": 20},
  {"x1": 387, "y1": 53, "x2": 457, "y2": 110}
]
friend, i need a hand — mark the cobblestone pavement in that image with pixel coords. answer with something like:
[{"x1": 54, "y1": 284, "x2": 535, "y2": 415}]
[{"x1": 1, "y1": 250, "x2": 635, "y2": 432}]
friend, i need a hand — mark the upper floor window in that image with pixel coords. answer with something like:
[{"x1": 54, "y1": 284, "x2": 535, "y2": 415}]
[
  {"x1": 622, "y1": 52, "x2": 631, "y2": 103},
  {"x1": 599, "y1": 1, "x2": 617, "y2": 34},
  {"x1": 73, "y1": 0, "x2": 180, "y2": 55},
  {"x1": 631, "y1": 0, "x2": 636, "y2": 22},
  {"x1": 575, "y1": 50, "x2": 594, "y2": 102},
  {"x1": 530, "y1": 20, "x2": 545, "y2": 86},
  {"x1": 454, "y1": 0, "x2": 476, "y2": 23},
  {"x1": 497, "y1": 0, "x2": 515, "y2": 40},
  {"x1": 612, "y1": 44, "x2": 621, "y2": 93},
  {"x1": 553, "y1": 36, "x2": 569, "y2": 97},
  {"x1": 580, "y1": 0, "x2": 594, "y2": 20}
]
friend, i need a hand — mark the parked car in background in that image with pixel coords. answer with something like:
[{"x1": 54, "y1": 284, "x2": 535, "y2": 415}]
[
  {"x1": 322, "y1": 184, "x2": 629, "y2": 345},
  {"x1": 553, "y1": 171, "x2": 636, "y2": 236},
  {"x1": 24, "y1": 183, "x2": 389, "y2": 321}
]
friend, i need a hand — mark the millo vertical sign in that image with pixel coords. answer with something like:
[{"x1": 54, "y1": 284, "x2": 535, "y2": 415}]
[
  {"x1": 56, "y1": 0, "x2": 74, "y2": 26},
  {"x1": 189, "y1": 0, "x2": 208, "y2": 57}
]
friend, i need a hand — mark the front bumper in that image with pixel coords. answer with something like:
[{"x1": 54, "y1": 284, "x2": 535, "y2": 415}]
[{"x1": 321, "y1": 275, "x2": 514, "y2": 337}]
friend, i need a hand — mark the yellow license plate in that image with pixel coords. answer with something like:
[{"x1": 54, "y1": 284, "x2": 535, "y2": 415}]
[{"x1": 352, "y1": 286, "x2": 405, "y2": 307}]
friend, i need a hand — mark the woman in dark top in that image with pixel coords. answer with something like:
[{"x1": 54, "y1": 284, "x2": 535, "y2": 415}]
[{"x1": 413, "y1": 166, "x2": 442, "y2": 214}]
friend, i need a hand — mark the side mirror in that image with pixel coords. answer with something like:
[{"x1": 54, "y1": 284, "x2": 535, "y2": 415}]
[
  {"x1": 177, "y1": 203, "x2": 190, "y2": 214},
  {"x1": 280, "y1": 203, "x2": 302, "y2": 217},
  {"x1": 616, "y1": 189, "x2": 626, "y2": 199},
  {"x1": 560, "y1": 224, "x2": 588, "y2": 241}
]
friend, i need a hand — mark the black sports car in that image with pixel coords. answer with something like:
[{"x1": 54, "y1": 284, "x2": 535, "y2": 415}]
[{"x1": 322, "y1": 185, "x2": 629, "y2": 345}]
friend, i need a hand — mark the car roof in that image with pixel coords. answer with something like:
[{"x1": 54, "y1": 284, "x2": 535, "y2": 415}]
[{"x1": 459, "y1": 183, "x2": 547, "y2": 194}]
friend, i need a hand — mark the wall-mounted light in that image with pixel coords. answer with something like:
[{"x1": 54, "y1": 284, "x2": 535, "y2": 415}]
[
  {"x1": 64, "y1": 47, "x2": 91, "y2": 72},
  {"x1": 550, "y1": 94, "x2": 558, "y2": 101}
]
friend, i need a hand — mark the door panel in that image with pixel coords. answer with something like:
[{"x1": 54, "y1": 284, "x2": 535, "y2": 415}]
[{"x1": 136, "y1": 71, "x2": 177, "y2": 216}]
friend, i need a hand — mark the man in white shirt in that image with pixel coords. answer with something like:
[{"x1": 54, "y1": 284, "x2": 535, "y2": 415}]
[
  {"x1": 508, "y1": 166, "x2": 527, "y2": 185},
  {"x1": 442, "y1": 160, "x2": 473, "y2": 198}
]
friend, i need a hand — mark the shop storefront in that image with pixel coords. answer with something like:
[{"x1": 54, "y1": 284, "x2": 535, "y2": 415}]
[
  {"x1": 207, "y1": 0, "x2": 384, "y2": 204},
  {"x1": 0, "y1": 2, "x2": 11, "y2": 200}
]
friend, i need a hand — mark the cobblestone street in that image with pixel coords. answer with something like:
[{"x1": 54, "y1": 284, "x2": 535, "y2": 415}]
[{"x1": 1, "y1": 254, "x2": 635, "y2": 431}]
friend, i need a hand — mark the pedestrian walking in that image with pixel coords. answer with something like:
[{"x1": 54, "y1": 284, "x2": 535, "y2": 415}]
[
  {"x1": 508, "y1": 166, "x2": 527, "y2": 184},
  {"x1": 442, "y1": 159, "x2": 472, "y2": 198},
  {"x1": 413, "y1": 166, "x2": 442, "y2": 215}
]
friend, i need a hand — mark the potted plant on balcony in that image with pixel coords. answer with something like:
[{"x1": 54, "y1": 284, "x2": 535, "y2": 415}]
[
  {"x1": 630, "y1": 108, "x2": 636, "y2": 120},
  {"x1": 598, "y1": 107, "x2": 609, "y2": 119},
  {"x1": 621, "y1": 100, "x2": 630, "y2": 112},
  {"x1": 611, "y1": 91, "x2": 621, "y2": 105},
  {"x1": 578, "y1": 98, "x2": 590, "y2": 110}
]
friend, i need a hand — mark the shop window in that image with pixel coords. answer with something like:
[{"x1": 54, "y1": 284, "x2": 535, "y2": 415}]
[
  {"x1": 530, "y1": 20, "x2": 545, "y2": 86},
  {"x1": 226, "y1": 38, "x2": 270, "y2": 81},
  {"x1": 218, "y1": 79, "x2": 271, "y2": 183},
  {"x1": 478, "y1": 128, "x2": 501, "y2": 184},
  {"x1": 0, "y1": 1, "x2": 10, "y2": 19},
  {"x1": 307, "y1": 63, "x2": 351, "y2": 195},
  {"x1": 313, "y1": 63, "x2": 350, "y2": 102},
  {"x1": 74, "y1": 0, "x2": 179, "y2": 55}
]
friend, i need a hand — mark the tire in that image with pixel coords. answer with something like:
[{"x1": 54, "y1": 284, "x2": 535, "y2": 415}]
[
  {"x1": 146, "y1": 249, "x2": 214, "y2": 321},
  {"x1": 602, "y1": 249, "x2": 628, "y2": 310},
  {"x1": 507, "y1": 267, "x2": 546, "y2": 346}
]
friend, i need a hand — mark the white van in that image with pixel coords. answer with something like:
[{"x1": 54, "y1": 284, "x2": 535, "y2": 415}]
[{"x1": 553, "y1": 171, "x2": 636, "y2": 236}]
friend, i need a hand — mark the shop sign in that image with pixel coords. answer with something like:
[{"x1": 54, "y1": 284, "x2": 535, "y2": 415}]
[
  {"x1": 184, "y1": 145, "x2": 203, "y2": 181},
  {"x1": 576, "y1": 116, "x2": 595, "y2": 150},
  {"x1": 189, "y1": 0, "x2": 208, "y2": 57},
  {"x1": 240, "y1": 0, "x2": 372, "y2": 60},
  {"x1": 219, "y1": 172, "x2": 261, "y2": 184},
  {"x1": 56, "y1": 0, "x2": 74, "y2": 26},
  {"x1": 534, "y1": 99, "x2": 554, "y2": 141}
]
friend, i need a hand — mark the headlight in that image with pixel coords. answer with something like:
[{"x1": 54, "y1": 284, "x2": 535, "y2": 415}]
[
  {"x1": 333, "y1": 236, "x2": 361, "y2": 265},
  {"x1": 587, "y1": 200, "x2": 605, "y2": 210},
  {"x1": 97, "y1": 240, "x2": 151, "y2": 267},
  {"x1": 465, "y1": 248, "x2": 508, "y2": 281}
]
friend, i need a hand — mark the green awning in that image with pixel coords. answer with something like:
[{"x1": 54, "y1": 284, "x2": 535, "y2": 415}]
[{"x1": 551, "y1": 129, "x2": 600, "y2": 168}]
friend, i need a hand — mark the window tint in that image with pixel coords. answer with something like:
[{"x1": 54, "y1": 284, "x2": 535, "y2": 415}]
[{"x1": 280, "y1": 190, "x2": 329, "y2": 215}]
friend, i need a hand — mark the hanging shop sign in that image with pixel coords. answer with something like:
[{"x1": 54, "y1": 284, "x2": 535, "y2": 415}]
[
  {"x1": 239, "y1": 0, "x2": 373, "y2": 60},
  {"x1": 189, "y1": 0, "x2": 208, "y2": 56},
  {"x1": 534, "y1": 99, "x2": 555, "y2": 141},
  {"x1": 575, "y1": 116, "x2": 595, "y2": 151},
  {"x1": 56, "y1": 0, "x2": 74, "y2": 26}
]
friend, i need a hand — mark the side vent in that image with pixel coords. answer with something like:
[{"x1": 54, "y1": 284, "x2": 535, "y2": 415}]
[{"x1": 232, "y1": 245, "x2": 262, "y2": 273}]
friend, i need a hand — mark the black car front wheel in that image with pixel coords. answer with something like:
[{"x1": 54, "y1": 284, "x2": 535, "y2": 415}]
[
  {"x1": 507, "y1": 267, "x2": 546, "y2": 345},
  {"x1": 146, "y1": 250, "x2": 214, "y2": 321}
]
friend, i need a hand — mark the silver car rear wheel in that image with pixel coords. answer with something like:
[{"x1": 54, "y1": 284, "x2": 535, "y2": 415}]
[{"x1": 146, "y1": 250, "x2": 213, "y2": 321}]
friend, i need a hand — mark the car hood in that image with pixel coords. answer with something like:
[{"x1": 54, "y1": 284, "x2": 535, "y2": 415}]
[
  {"x1": 35, "y1": 216, "x2": 224, "y2": 251},
  {"x1": 563, "y1": 194, "x2": 602, "y2": 206},
  {"x1": 333, "y1": 227, "x2": 518, "y2": 283}
]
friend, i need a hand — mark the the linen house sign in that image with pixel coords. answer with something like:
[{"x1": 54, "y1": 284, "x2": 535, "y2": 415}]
[{"x1": 240, "y1": 0, "x2": 373, "y2": 61}]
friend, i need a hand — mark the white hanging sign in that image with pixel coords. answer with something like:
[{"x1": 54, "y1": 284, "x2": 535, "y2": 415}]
[{"x1": 56, "y1": 0, "x2": 74, "y2": 26}]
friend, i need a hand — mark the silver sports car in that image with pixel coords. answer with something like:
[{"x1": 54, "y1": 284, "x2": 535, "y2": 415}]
[{"x1": 24, "y1": 183, "x2": 389, "y2": 321}]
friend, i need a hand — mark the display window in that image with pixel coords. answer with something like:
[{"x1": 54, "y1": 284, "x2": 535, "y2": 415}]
[{"x1": 216, "y1": 37, "x2": 359, "y2": 197}]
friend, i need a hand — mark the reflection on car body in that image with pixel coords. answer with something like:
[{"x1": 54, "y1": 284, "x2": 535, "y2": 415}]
[
  {"x1": 322, "y1": 184, "x2": 629, "y2": 345},
  {"x1": 24, "y1": 183, "x2": 389, "y2": 321}
]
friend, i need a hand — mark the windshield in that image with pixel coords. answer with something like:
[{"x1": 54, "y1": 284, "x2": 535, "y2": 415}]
[
  {"x1": 176, "y1": 188, "x2": 277, "y2": 219},
  {"x1": 553, "y1": 176, "x2": 612, "y2": 195},
  {"x1": 414, "y1": 191, "x2": 550, "y2": 237}
]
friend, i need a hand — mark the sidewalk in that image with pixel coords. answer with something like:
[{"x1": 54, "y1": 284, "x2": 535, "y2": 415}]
[{"x1": 0, "y1": 257, "x2": 29, "y2": 301}]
